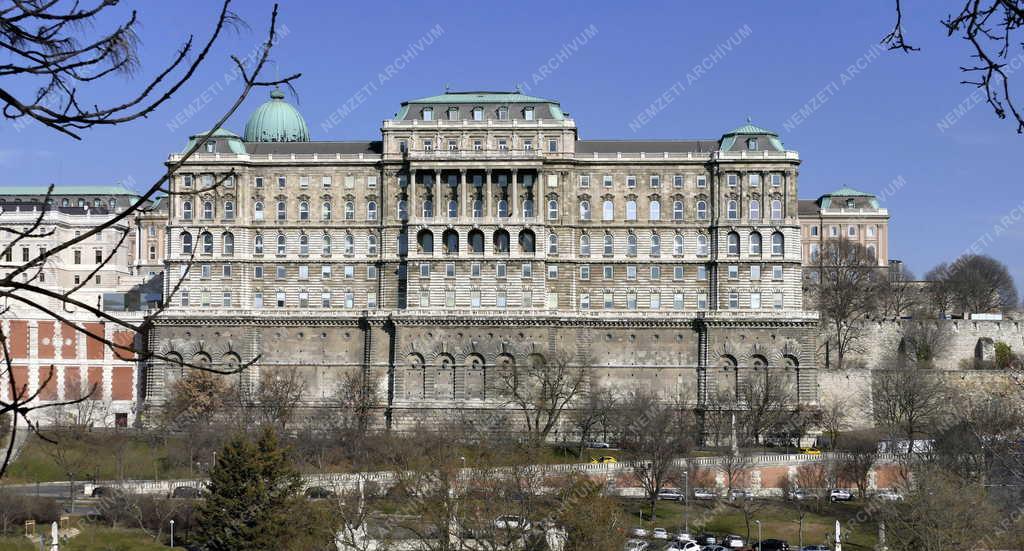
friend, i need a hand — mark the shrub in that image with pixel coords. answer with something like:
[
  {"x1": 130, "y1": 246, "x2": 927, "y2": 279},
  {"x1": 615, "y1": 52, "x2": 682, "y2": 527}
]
[
  {"x1": 995, "y1": 342, "x2": 1014, "y2": 369},
  {"x1": 0, "y1": 490, "x2": 61, "y2": 536}
]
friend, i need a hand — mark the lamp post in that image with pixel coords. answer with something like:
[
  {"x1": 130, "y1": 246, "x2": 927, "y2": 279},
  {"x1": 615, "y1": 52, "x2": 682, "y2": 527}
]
[
  {"x1": 683, "y1": 464, "x2": 689, "y2": 534},
  {"x1": 169, "y1": 519, "x2": 175, "y2": 548},
  {"x1": 754, "y1": 520, "x2": 761, "y2": 551}
]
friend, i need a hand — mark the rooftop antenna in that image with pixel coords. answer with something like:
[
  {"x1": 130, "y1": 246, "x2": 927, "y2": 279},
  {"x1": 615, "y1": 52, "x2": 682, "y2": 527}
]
[
  {"x1": 514, "y1": 83, "x2": 522, "y2": 93},
  {"x1": 444, "y1": 83, "x2": 451, "y2": 93},
  {"x1": 746, "y1": 115, "x2": 752, "y2": 123}
]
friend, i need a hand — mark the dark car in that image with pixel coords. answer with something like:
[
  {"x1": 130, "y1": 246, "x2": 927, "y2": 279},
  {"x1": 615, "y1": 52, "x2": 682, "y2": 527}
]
[
  {"x1": 754, "y1": 539, "x2": 791, "y2": 551},
  {"x1": 90, "y1": 486, "x2": 121, "y2": 498},
  {"x1": 304, "y1": 486, "x2": 337, "y2": 499},
  {"x1": 697, "y1": 533, "x2": 718, "y2": 545},
  {"x1": 171, "y1": 486, "x2": 202, "y2": 498}
]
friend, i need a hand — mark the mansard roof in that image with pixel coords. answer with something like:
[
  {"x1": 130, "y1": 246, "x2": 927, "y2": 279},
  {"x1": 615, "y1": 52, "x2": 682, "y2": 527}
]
[
  {"x1": 576, "y1": 140, "x2": 720, "y2": 154},
  {"x1": 0, "y1": 183, "x2": 139, "y2": 196},
  {"x1": 395, "y1": 91, "x2": 565, "y2": 120},
  {"x1": 243, "y1": 141, "x2": 383, "y2": 155}
]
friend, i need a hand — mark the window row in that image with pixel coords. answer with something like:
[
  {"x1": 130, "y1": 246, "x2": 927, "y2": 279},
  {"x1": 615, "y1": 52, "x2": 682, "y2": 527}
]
[
  {"x1": 579, "y1": 198, "x2": 784, "y2": 221},
  {"x1": 179, "y1": 231, "x2": 378, "y2": 257},
  {"x1": 578, "y1": 289, "x2": 785, "y2": 310},
  {"x1": 578, "y1": 172, "x2": 784, "y2": 189}
]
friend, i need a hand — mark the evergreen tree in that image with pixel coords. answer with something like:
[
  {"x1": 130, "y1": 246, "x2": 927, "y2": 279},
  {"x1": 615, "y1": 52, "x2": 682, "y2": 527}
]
[{"x1": 195, "y1": 428, "x2": 304, "y2": 550}]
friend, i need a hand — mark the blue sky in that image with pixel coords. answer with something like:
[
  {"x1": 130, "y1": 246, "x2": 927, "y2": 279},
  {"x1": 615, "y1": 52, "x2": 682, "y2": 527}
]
[{"x1": 1, "y1": 0, "x2": 1022, "y2": 289}]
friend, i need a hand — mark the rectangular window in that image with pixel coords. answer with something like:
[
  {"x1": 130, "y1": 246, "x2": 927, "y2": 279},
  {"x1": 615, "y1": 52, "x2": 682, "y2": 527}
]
[
  {"x1": 183, "y1": 174, "x2": 193, "y2": 188},
  {"x1": 626, "y1": 265, "x2": 637, "y2": 280},
  {"x1": 276, "y1": 265, "x2": 286, "y2": 279},
  {"x1": 471, "y1": 290, "x2": 481, "y2": 308},
  {"x1": 367, "y1": 292, "x2": 377, "y2": 309},
  {"x1": 674, "y1": 266, "x2": 684, "y2": 280},
  {"x1": 547, "y1": 265, "x2": 558, "y2": 279},
  {"x1": 523, "y1": 290, "x2": 533, "y2": 307},
  {"x1": 496, "y1": 290, "x2": 507, "y2": 308},
  {"x1": 547, "y1": 139, "x2": 558, "y2": 152},
  {"x1": 322, "y1": 175, "x2": 332, "y2": 188},
  {"x1": 254, "y1": 266, "x2": 264, "y2": 279},
  {"x1": 473, "y1": 139, "x2": 483, "y2": 150},
  {"x1": 580, "y1": 175, "x2": 590, "y2": 188},
  {"x1": 748, "y1": 174, "x2": 761, "y2": 186},
  {"x1": 367, "y1": 175, "x2": 377, "y2": 188},
  {"x1": 728, "y1": 265, "x2": 738, "y2": 279},
  {"x1": 321, "y1": 291, "x2": 331, "y2": 308},
  {"x1": 496, "y1": 262, "x2": 507, "y2": 278},
  {"x1": 750, "y1": 265, "x2": 761, "y2": 280},
  {"x1": 522, "y1": 263, "x2": 532, "y2": 278},
  {"x1": 751, "y1": 292, "x2": 762, "y2": 309},
  {"x1": 345, "y1": 292, "x2": 354, "y2": 308},
  {"x1": 276, "y1": 291, "x2": 286, "y2": 308},
  {"x1": 603, "y1": 265, "x2": 613, "y2": 280},
  {"x1": 322, "y1": 265, "x2": 332, "y2": 279},
  {"x1": 697, "y1": 266, "x2": 707, "y2": 280},
  {"x1": 277, "y1": 176, "x2": 286, "y2": 189},
  {"x1": 580, "y1": 293, "x2": 590, "y2": 310},
  {"x1": 729, "y1": 293, "x2": 739, "y2": 309},
  {"x1": 580, "y1": 265, "x2": 590, "y2": 280},
  {"x1": 727, "y1": 174, "x2": 738, "y2": 187},
  {"x1": 201, "y1": 264, "x2": 211, "y2": 279},
  {"x1": 299, "y1": 176, "x2": 309, "y2": 189},
  {"x1": 497, "y1": 139, "x2": 507, "y2": 150},
  {"x1": 811, "y1": 226, "x2": 819, "y2": 237},
  {"x1": 603, "y1": 175, "x2": 613, "y2": 188},
  {"x1": 423, "y1": 139, "x2": 434, "y2": 151},
  {"x1": 674, "y1": 175, "x2": 684, "y2": 188},
  {"x1": 344, "y1": 265, "x2": 354, "y2": 279},
  {"x1": 773, "y1": 292, "x2": 784, "y2": 310},
  {"x1": 298, "y1": 265, "x2": 309, "y2": 280},
  {"x1": 697, "y1": 175, "x2": 707, "y2": 187},
  {"x1": 420, "y1": 263, "x2": 430, "y2": 278},
  {"x1": 650, "y1": 292, "x2": 661, "y2": 309},
  {"x1": 222, "y1": 291, "x2": 232, "y2": 307},
  {"x1": 627, "y1": 175, "x2": 637, "y2": 188},
  {"x1": 446, "y1": 263, "x2": 456, "y2": 278},
  {"x1": 650, "y1": 175, "x2": 660, "y2": 188},
  {"x1": 674, "y1": 292, "x2": 684, "y2": 310},
  {"x1": 419, "y1": 289, "x2": 430, "y2": 307},
  {"x1": 603, "y1": 292, "x2": 614, "y2": 309},
  {"x1": 253, "y1": 292, "x2": 263, "y2": 308},
  {"x1": 254, "y1": 176, "x2": 264, "y2": 188},
  {"x1": 446, "y1": 289, "x2": 456, "y2": 307},
  {"x1": 771, "y1": 173, "x2": 783, "y2": 186},
  {"x1": 650, "y1": 265, "x2": 661, "y2": 280},
  {"x1": 471, "y1": 263, "x2": 481, "y2": 278},
  {"x1": 773, "y1": 265, "x2": 784, "y2": 280},
  {"x1": 697, "y1": 292, "x2": 707, "y2": 310},
  {"x1": 626, "y1": 292, "x2": 637, "y2": 310}
]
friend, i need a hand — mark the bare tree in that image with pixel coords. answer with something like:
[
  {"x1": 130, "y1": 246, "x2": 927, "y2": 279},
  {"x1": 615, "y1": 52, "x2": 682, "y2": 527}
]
[
  {"x1": 0, "y1": 2, "x2": 299, "y2": 481},
  {"x1": 496, "y1": 354, "x2": 586, "y2": 445},
  {"x1": 926, "y1": 255, "x2": 1019, "y2": 316},
  {"x1": 330, "y1": 369, "x2": 383, "y2": 436},
  {"x1": 234, "y1": 367, "x2": 306, "y2": 431},
  {"x1": 818, "y1": 394, "x2": 850, "y2": 451},
  {"x1": 871, "y1": 365, "x2": 948, "y2": 463},
  {"x1": 718, "y1": 452, "x2": 754, "y2": 494},
  {"x1": 896, "y1": 321, "x2": 952, "y2": 367},
  {"x1": 735, "y1": 367, "x2": 797, "y2": 446},
  {"x1": 810, "y1": 238, "x2": 883, "y2": 369},
  {"x1": 878, "y1": 264, "x2": 919, "y2": 319},
  {"x1": 571, "y1": 385, "x2": 617, "y2": 457},
  {"x1": 619, "y1": 390, "x2": 696, "y2": 522},
  {"x1": 885, "y1": 1, "x2": 1024, "y2": 134},
  {"x1": 835, "y1": 433, "x2": 879, "y2": 498}
]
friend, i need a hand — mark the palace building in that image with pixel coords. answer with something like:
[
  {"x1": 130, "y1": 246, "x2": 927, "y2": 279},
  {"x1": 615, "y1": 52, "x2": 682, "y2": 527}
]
[{"x1": 145, "y1": 90, "x2": 819, "y2": 432}]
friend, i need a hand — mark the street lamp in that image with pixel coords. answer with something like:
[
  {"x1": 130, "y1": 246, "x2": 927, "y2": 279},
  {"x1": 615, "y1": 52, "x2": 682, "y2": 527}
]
[
  {"x1": 754, "y1": 520, "x2": 761, "y2": 551},
  {"x1": 169, "y1": 519, "x2": 175, "y2": 548},
  {"x1": 683, "y1": 464, "x2": 689, "y2": 534}
]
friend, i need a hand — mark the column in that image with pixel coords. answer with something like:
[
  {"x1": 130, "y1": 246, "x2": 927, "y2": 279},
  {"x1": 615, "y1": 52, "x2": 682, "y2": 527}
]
[
  {"x1": 511, "y1": 168, "x2": 519, "y2": 219},
  {"x1": 409, "y1": 169, "x2": 417, "y2": 221},
  {"x1": 485, "y1": 169, "x2": 493, "y2": 219},
  {"x1": 459, "y1": 169, "x2": 468, "y2": 219}
]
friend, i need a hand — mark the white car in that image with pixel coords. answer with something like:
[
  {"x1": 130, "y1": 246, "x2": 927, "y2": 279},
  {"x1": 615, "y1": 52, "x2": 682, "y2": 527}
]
[
  {"x1": 674, "y1": 532, "x2": 694, "y2": 542},
  {"x1": 657, "y1": 487, "x2": 686, "y2": 501},
  {"x1": 630, "y1": 527, "x2": 649, "y2": 538},
  {"x1": 728, "y1": 489, "x2": 752, "y2": 501},
  {"x1": 787, "y1": 488, "x2": 818, "y2": 501},
  {"x1": 668, "y1": 541, "x2": 701, "y2": 551},
  {"x1": 874, "y1": 489, "x2": 903, "y2": 501},
  {"x1": 652, "y1": 528, "x2": 670, "y2": 540},
  {"x1": 493, "y1": 515, "x2": 531, "y2": 531},
  {"x1": 723, "y1": 534, "x2": 745, "y2": 548},
  {"x1": 693, "y1": 487, "x2": 717, "y2": 500},
  {"x1": 586, "y1": 441, "x2": 611, "y2": 449},
  {"x1": 828, "y1": 488, "x2": 854, "y2": 502},
  {"x1": 624, "y1": 539, "x2": 650, "y2": 551}
]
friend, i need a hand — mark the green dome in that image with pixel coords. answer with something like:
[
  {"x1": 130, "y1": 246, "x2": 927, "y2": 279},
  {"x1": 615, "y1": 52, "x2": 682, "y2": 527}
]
[{"x1": 243, "y1": 89, "x2": 309, "y2": 142}]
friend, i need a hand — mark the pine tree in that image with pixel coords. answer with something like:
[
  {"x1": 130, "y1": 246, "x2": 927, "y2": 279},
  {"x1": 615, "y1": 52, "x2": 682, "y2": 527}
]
[{"x1": 195, "y1": 428, "x2": 304, "y2": 550}]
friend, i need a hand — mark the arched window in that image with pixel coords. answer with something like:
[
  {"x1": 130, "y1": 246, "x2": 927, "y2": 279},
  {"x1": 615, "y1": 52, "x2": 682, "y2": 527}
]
[
  {"x1": 202, "y1": 201, "x2": 213, "y2": 220},
  {"x1": 673, "y1": 200, "x2": 684, "y2": 220},
  {"x1": 650, "y1": 234, "x2": 661, "y2": 256},
  {"x1": 468, "y1": 229, "x2": 484, "y2": 253},
  {"x1": 276, "y1": 201, "x2": 286, "y2": 220},
  {"x1": 547, "y1": 199, "x2": 558, "y2": 220},
  {"x1": 497, "y1": 199, "x2": 508, "y2": 218},
  {"x1": 276, "y1": 233, "x2": 286, "y2": 255},
  {"x1": 523, "y1": 198, "x2": 535, "y2": 218},
  {"x1": 649, "y1": 200, "x2": 661, "y2": 221},
  {"x1": 493, "y1": 229, "x2": 510, "y2": 253},
  {"x1": 697, "y1": 234, "x2": 709, "y2": 256},
  {"x1": 771, "y1": 199, "x2": 783, "y2": 220},
  {"x1": 602, "y1": 200, "x2": 614, "y2": 221},
  {"x1": 345, "y1": 201, "x2": 355, "y2": 220},
  {"x1": 367, "y1": 201, "x2": 378, "y2": 221},
  {"x1": 201, "y1": 231, "x2": 213, "y2": 254},
  {"x1": 182, "y1": 201, "x2": 193, "y2": 220},
  {"x1": 673, "y1": 234, "x2": 684, "y2": 255},
  {"x1": 579, "y1": 200, "x2": 591, "y2": 221},
  {"x1": 696, "y1": 200, "x2": 708, "y2": 220},
  {"x1": 867, "y1": 244, "x2": 877, "y2": 259},
  {"x1": 603, "y1": 233, "x2": 614, "y2": 255},
  {"x1": 626, "y1": 233, "x2": 638, "y2": 256},
  {"x1": 299, "y1": 234, "x2": 310, "y2": 255},
  {"x1": 443, "y1": 229, "x2": 459, "y2": 254},
  {"x1": 322, "y1": 234, "x2": 332, "y2": 255},
  {"x1": 367, "y1": 234, "x2": 378, "y2": 256},
  {"x1": 447, "y1": 199, "x2": 458, "y2": 218},
  {"x1": 222, "y1": 232, "x2": 234, "y2": 256},
  {"x1": 423, "y1": 199, "x2": 434, "y2": 218},
  {"x1": 749, "y1": 231, "x2": 762, "y2": 255},
  {"x1": 727, "y1": 200, "x2": 738, "y2": 219},
  {"x1": 625, "y1": 200, "x2": 637, "y2": 221},
  {"x1": 417, "y1": 229, "x2": 434, "y2": 253},
  {"x1": 749, "y1": 199, "x2": 760, "y2": 220},
  {"x1": 322, "y1": 201, "x2": 332, "y2": 220},
  {"x1": 181, "y1": 231, "x2": 193, "y2": 254},
  {"x1": 344, "y1": 233, "x2": 355, "y2": 255},
  {"x1": 224, "y1": 201, "x2": 235, "y2": 220},
  {"x1": 254, "y1": 234, "x2": 263, "y2": 254},
  {"x1": 61, "y1": 198, "x2": 69, "y2": 207},
  {"x1": 548, "y1": 233, "x2": 559, "y2": 254},
  {"x1": 254, "y1": 201, "x2": 264, "y2": 220},
  {"x1": 772, "y1": 232, "x2": 785, "y2": 255},
  {"x1": 580, "y1": 234, "x2": 591, "y2": 256},
  {"x1": 299, "y1": 201, "x2": 309, "y2": 220},
  {"x1": 519, "y1": 229, "x2": 536, "y2": 254},
  {"x1": 727, "y1": 231, "x2": 739, "y2": 255}
]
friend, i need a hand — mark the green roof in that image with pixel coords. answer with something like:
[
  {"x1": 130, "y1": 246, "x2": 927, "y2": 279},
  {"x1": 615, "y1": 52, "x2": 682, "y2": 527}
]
[
  {"x1": 0, "y1": 183, "x2": 139, "y2": 196},
  {"x1": 183, "y1": 128, "x2": 247, "y2": 154},
  {"x1": 243, "y1": 89, "x2": 310, "y2": 142},
  {"x1": 826, "y1": 186, "x2": 875, "y2": 197},
  {"x1": 723, "y1": 122, "x2": 779, "y2": 136},
  {"x1": 402, "y1": 91, "x2": 560, "y2": 104}
]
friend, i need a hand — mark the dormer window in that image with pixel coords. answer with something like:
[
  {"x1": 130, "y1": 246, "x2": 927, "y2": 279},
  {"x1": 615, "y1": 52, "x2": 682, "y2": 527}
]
[
  {"x1": 423, "y1": 139, "x2": 433, "y2": 151},
  {"x1": 523, "y1": 107, "x2": 535, "y2": 120},
  {"x1": 746, "y1": 137, "x2": 758, "y2": 150},
  {"x1": 846, "y1": 199, "x2": 856, "y2": 208},
  {"x1": 472, "y1": 107, "x2": 483, "y2": 121},
  {"x1": 447, "y1": 107, "x2": 459, "y2": 121},
  {"x1": 422, "y1": 107, "x2": 433, "y2": 121},
  {"x1": 205, "y1": 140, "x2": 216, "y2": 153},
  {"x1": 497, "y1": 106, "x2": 509, "y2": 120}
]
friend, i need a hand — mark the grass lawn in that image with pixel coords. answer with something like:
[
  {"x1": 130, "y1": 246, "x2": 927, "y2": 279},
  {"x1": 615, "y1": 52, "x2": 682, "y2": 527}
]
[
  {"x1": 0, "y1": 526, "x2": 172, "y2": 550},
  {"x1": 619, "y1": 499, "x2": 879, "y2": 549}
]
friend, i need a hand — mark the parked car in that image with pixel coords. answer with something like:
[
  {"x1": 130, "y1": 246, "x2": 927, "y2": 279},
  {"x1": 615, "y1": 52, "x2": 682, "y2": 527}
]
[
  {"x1": 657, "y1": 487, "x2": 686, "y2": 501},
  {"x1": 171, "y1": 486, "x2": 201, "y2": 499},
  {"x1": 722, "y1": 534, "x2": 744, "y2": 548},
  {"x1": 799, "y1": 447, "x2": 822, "y2": 456},
  {"x1": 696, "y1": 533, "x2": 718, "y2": 545},
  {"x1": 304, "y1": 486, "x2": 336, "y2": 499},
  {"x1": 754, "y1": 539, "x2": 791, "y2": 551},
  {"x1": 693, "y1": 488, "x2": 717, "y2": 500},
  {"x1": 873, "y1": 489, "x2": 903, "y2": 501},
  {"x1": 828, "y1": 488, "x2": 854, "y2": 502},
  {"x1": 624, "y1": 539, "x2": 650, "y2": 551},
  {"x1": 800, "y1": 545, "x2": 830, "y2": 551},
  {"x1": 673, "y1": 532, "x2": 694, "y2": 542},
  {"x1": 652, "y1": 528, "x2": 670, "y2": 540},
  {"x1": 494, "y1": 515, "x2": 531, "y2": 531},
  {"x1": 787, "y1": 488, "x2": 819, "y2": 501},
  {"x1": 591, "y1": 455, "x2": 618, "y2": 464},
  {"x1": 585, "y1": 441, "x2": 611, "y2": 449},
  {"x1": 728, "y1": 489, "x2": 752, "y2": 501},
  {"x1": 701, "y1": 546, "x2": 727, "y2": 551},
  {"x1": 90, "y1": 486, "x2": 120, "y2": 498},
  {"x1": 667, "y1": 541, "x2": 701, "y2": 551},
  {"x1": 630, "y1": 527, "x2": 649, "y2": 538}
]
